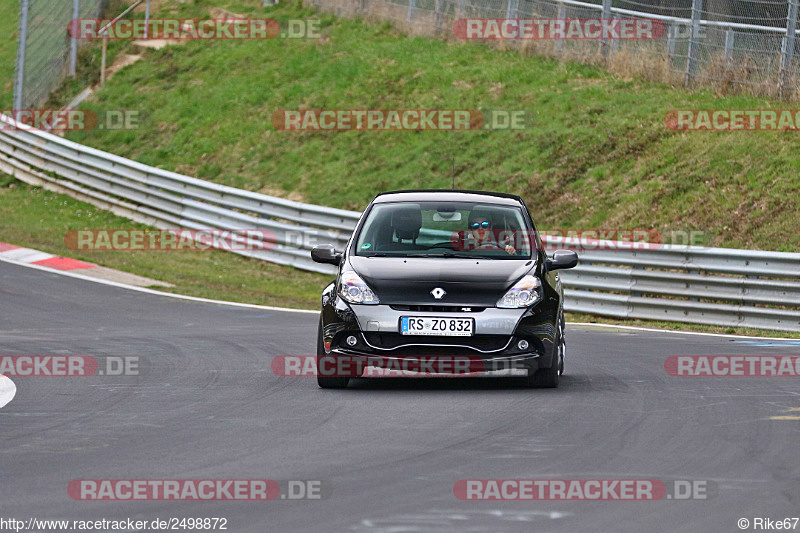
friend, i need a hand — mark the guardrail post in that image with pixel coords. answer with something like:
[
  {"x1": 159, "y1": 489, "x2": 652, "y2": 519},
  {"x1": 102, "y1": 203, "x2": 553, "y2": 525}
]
[
  {"x1": 407, "y1": 0, "x2": 416, "y2": 23},
  {"x1": 779, "y1": 0, "x2": 799, "y2": 98},
  {"x1": 601, "y1": 0, "x2": 612, "y2": 59},
  {"x1": 688, "y1": 268, "x2": 699, "y2": 301},
  {"x1": 13, "y1": 0, "x2": 29, "y2": 110},
  {"x1": 555, "y1": 3, "x2": 565, "y2": 54},
  {"x1": 685, "y1": 0, "x2": 703, "y2": 86},
  {"x1": 724, "y1": 27, "x2": 734, "y2": 66},
  {"x1": 70, "y1": 0, "x2": 79, "y2": 77},
  {"x1": 631, "y1": 264, "x2": 644, "y2": 298}
]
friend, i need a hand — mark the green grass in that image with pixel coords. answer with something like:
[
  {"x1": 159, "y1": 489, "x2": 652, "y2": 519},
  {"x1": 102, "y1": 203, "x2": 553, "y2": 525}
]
[
  {"x1": 0, "y1": 0, "x2": 18, "y2": 108},
  {"x1": 0, "y1": 183, "x2": 331, "y2": 309},
  {"x1": 55, "y1": 0, "x2": 800, "y2": 252}
]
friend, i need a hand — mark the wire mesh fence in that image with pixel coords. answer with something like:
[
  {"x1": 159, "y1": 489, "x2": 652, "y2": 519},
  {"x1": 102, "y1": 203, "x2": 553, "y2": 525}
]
[
  {"x1": 308, "y1": 0, "x2": 800, "y2": 99},
  {"x1": 13, "y1": 0, "x2": 110, "y2": 110},
  {"x1": 11, "y1": 0, "x2": 800, "y2": 106}
]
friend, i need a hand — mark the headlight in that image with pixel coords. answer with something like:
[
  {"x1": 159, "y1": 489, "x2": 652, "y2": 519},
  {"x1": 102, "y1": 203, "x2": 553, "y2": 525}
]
[
  {"x1": 339, "y1": 271, "x2": 380, "y2": 305},
  {"x1": 497, "y1": 275, "x2": 542, "y2": 308}
]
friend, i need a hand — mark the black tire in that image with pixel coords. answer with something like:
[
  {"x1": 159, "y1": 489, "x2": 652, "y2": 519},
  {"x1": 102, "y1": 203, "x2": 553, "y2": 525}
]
[
  {"x1": 558, "y1": 312, "x2": 565, "y2": 376},
  {"x1": 527, "y1": 312, "x2": 564, "y2": 388},
  {"x1": 316, "y1": 319, "x2": 350, "y2": 389}
]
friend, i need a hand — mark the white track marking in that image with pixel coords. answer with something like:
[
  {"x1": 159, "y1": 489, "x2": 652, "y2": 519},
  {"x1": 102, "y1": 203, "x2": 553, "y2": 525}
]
[
  {"x1": 0, "y1": 255, "x2": 317, "y2": 314},
  {"x1": 0, "y1": 376, "x2": 16, "y2": 408},
  {"x1": 1, "y1": 248, "x2": 53, "y2": 263}
]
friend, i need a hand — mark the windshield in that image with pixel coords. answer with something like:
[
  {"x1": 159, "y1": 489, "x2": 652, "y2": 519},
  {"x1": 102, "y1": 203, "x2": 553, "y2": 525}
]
[{"x1": 354, "y1": 201, "x2": 534, "y2": 259}]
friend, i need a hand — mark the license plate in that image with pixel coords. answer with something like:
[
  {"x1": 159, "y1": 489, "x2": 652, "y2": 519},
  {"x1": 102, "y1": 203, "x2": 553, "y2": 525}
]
[{"x1": 400, "y1": 316, "x2": 474, "y2": 336}]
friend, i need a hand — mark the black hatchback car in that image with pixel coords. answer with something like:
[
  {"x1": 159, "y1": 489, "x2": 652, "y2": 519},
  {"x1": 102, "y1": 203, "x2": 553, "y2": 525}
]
[{"x1": 310, "y1": 190, "x2": 578, "y2": 388}]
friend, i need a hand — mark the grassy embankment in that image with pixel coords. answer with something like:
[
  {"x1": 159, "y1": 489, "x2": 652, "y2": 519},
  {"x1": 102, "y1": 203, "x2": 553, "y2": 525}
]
[{"x1": 1, "y1": 0, "x2": 798, "y2": 335}]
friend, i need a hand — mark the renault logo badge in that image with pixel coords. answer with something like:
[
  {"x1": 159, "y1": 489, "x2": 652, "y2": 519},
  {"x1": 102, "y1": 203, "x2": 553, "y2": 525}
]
[{"x1": 431, "y1": 288, "x2": 446, "y2": 299}]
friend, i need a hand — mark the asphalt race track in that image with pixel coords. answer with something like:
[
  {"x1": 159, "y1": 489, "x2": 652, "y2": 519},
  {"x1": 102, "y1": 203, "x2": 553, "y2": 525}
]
[{"x1": 1, "y1": 259, "x2": 799, "y2": 532}]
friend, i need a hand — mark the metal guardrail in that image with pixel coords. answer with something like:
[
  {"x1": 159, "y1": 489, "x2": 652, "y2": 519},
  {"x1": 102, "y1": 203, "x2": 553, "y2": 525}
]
[
  {"x1": 554, "y1": 245, "x2": 800, "y2": 331},
  {"x1": 1, "y1": 113, "x2": 799, "y2": 331},
  {"x1": 0, "y1": 113, "x2": 358, "y2": 274}
]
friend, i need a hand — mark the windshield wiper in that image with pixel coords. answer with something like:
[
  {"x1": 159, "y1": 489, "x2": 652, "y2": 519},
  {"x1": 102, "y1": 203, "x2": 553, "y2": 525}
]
[{"x1": 415, "y1": 253, "x2": 496, "y2": 259}]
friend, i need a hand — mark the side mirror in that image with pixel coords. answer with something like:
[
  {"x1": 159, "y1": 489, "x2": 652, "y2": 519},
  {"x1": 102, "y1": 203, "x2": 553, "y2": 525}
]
[
  {"x1": 546, "y1": 249, "x2": 578, "y2": 271},
  {"x1": 311, "y1": 244, "x2": 342, "y2": 266}
]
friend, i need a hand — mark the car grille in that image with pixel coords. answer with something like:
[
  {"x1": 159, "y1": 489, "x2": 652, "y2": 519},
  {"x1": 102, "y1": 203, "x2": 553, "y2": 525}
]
[
  {"x1": 363, "y1": 332, "x2": 509, "y2": 355},
  {"x1": 390, "y1": 305, "x2": 486, "y2": 313}
]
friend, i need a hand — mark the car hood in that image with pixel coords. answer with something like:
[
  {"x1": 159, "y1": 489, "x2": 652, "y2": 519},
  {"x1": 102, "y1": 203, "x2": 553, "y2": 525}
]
[{"x1": 348, "y1": 256, "x2": 535, "y2": 306}]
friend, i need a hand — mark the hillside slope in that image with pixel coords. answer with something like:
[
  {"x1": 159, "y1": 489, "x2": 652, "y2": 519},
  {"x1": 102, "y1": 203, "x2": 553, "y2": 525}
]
[{"x1": 34, "y1": 0, "x2": 800, "y2": 252}]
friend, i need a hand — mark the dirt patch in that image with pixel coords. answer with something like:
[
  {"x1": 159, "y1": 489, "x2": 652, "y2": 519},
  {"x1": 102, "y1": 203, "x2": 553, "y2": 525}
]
[
  {"x1": 80, "y1": 266, "x2": 174, "y2": 288},
  {"x1": 258, "y1": 186, "x2": 308, "y2": 203},
  {"x1": 105, "y1": 53, "x2": 143, "y2": 79},
  {"x1": 209, "y1": 7, "x2": 246, "y2": 19},
  {"x1": 133, "y1": 39, "x2": 185, "y2": 50}
]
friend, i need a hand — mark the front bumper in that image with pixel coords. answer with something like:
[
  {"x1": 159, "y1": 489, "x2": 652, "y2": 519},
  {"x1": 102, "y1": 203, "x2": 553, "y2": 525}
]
[{"x1": 321, "y1": 299, "x2": 557, "y2": 372}]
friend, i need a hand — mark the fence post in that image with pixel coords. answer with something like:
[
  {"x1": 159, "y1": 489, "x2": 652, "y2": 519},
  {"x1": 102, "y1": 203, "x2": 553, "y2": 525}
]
[
  {"x1": 434, "y1": 0, "x2": 442, "y2": 34},
  {"x1": 555, "y1": 2, "x2": 565, "y2": 54},
  {"x1": 506, "y1": 0, "x2": 519, "y2": 20},
  {"x1": 70, "y1": 0, "x2": 79, "y2": 77},
  {"x1": 724, "y1": 27, "x2": 734, "y2": 65},
  {"x1": 779, "y1": 0, "x2": 799, "y2": 98},
  {"x1": 407, "y1": 0, "x2": 415, "y2": 23},
  {"x1": 685, "y1": 0, "x2": 702, "y2": 86},
  {"x1": 145, "y1": 0, "x2": 151, "y2": 39},
  {"x1": 601, "y1": 0, "x2": 611, "y2": 58},
  {"x1": 667, "y1": 23, "x2": 675, "y2": 64},
  {"x1": 457, "y1": 0, "x2": 465, "y2": 16},
  {"x1": 611, "y1": 18, "x2": 620, "y2": 54},
  {"x1": 13, "y1": 0, "x2": 30, "y2": 110},
  {"x1": 101, "y1": 31, "x2": 108, "y2": 86}
]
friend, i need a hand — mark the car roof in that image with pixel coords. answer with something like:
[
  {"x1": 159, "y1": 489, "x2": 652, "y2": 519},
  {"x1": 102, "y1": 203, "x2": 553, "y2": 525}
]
[{"x1": 372, "y1": 190, "x2": 525, "y2": 206}]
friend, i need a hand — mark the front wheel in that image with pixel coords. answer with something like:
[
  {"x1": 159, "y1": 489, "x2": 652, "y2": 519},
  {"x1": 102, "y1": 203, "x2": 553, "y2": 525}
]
[
  {"x1": 527, "y1": 312, "x2": 564, "y2": 388},
  {"x1": 316, "y1": 319, "x2": 350, "y2": 389}
]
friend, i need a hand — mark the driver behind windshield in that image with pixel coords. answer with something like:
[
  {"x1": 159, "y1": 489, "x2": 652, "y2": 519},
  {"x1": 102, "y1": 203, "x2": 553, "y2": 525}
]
[{"x1": 467, "y1": 215, "x2": 517, "y2": 255}]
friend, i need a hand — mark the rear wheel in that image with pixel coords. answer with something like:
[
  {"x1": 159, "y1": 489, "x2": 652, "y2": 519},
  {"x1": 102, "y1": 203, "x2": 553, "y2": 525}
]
[
  {"x1": 317, "y1": 320, "x2": 351, "y2": 389},
  {"x1": 527, "y1": 312, "x2": 564, "y2": 388}
]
